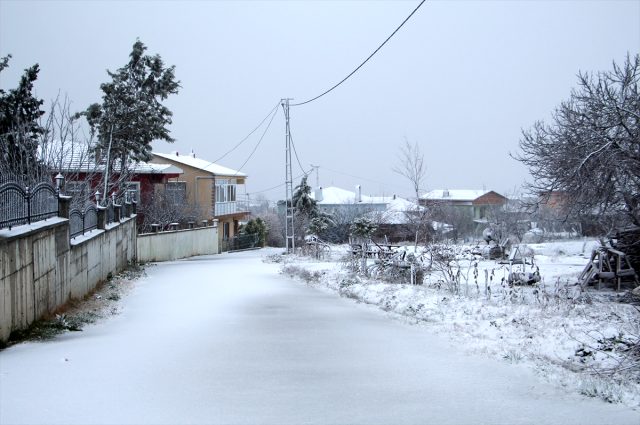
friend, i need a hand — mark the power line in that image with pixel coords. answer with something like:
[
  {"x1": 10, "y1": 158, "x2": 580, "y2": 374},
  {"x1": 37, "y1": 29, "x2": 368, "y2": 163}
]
[
  {"x1": 289, "y1": 129, "x2": 310, "y2": 176},
  {"x1": 291, "y1": 0, "x2": 426, "y2": 107},
  {"x1": 319, "y1": 165, "x2": 409, "y2": 196},
  {"x1": 234, "y1": 105, "x2": 280, "y2": 174},
  {"x1": 199, "y1": 100, "x2": 281, "y2": 170},
  {"x1": 247, "y1": 172, "x2": 307, "y2": 195}
]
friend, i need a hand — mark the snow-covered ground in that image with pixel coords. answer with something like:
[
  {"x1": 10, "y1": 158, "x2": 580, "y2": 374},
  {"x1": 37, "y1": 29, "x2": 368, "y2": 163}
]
[
  {"x1": 279, "y1": 239, "x2": 640, "y2": 409},
  {"x1": 1, "y1": 247, "x2": 638, "y2": 424}
]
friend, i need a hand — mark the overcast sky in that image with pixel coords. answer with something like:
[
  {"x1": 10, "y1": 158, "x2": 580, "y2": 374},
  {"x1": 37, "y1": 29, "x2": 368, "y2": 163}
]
[{"x1": 1, "y1": 0, "x2": 639, "y2": 200}]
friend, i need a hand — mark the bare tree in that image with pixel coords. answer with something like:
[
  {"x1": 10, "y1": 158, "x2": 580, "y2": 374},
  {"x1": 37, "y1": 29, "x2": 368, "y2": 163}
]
[
  {"x1": 139, "y1": 183, "x2": 199, "y2": 232},
  {"x1": 393, "y1": 137, "x2": 426, "y2": 201},
  {"x1": 39, "y1": 94, "x2": 99, "y2": 208},
  {"x1": 393, "y1": 138, "x2": 432, "y2": 247},
  {"x1": 514, "y1": 53, "x2": 640, "y2": 228}
]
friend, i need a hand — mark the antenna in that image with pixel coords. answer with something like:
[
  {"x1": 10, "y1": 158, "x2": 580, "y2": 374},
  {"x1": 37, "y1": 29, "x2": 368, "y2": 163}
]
[{"x1": 310, "y1": 164, "x2": 320, "y2": 188}]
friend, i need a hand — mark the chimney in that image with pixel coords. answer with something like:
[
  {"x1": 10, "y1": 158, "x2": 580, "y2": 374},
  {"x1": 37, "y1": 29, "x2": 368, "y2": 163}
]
[
  {"x1": 393, "y1": 194, "x2": 396, "y2": 200},
  {"x1": 172, "y1": 151, "x2": 179, "y2": 157},
  {"x1": 315, "y1": 186, "x2": 323, "y2": 202},
  {"x1": 190, "y1": 149, "x2": 195, "y2": 158},
  {"x1": 356, "y1": 185, "x2": 362, "y2": 203}
]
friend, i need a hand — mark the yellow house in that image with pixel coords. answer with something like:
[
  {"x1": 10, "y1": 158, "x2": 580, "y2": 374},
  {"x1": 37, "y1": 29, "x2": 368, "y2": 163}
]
[{"x1": 150, "y1": 151, "x2": 249, "y2": 246}]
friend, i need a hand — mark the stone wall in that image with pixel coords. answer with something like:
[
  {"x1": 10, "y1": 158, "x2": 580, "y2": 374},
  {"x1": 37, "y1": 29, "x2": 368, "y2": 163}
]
[
  {"x1": 0, "y1": 217, "x2": 136, "y2": 343},
  {"x1": 137, "y1": 226, "x2": 218, "y2": 263}
]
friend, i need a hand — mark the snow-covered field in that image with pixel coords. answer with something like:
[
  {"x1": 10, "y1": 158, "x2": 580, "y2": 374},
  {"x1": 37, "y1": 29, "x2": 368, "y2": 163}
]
[{"x1": 277, "y1": 239, "x2": 640, "y2": 408}]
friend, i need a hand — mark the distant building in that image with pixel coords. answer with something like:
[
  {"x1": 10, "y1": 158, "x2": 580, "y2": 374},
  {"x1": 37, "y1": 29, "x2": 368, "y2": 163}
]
[
  {"x1": 50, "y1": 143, "x2": 183, "y2": 228},
  {"x1": 420, "y1": 189, "x2": 507, "y2": 222},
  {"x1": 310, "y1": 186, "x2": 424, "y2": 242},
  {"x1": 150, "y1": 151, "x2": 250, "y2": 245}
]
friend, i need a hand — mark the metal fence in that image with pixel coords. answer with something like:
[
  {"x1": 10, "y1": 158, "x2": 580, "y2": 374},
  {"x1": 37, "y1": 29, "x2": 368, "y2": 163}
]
[
  {"x1": 220, "y1": 233, "x2": 259, "y2": 252},
  {"x1": 69, "y1": 205, "x2": 99, "y2": 239},
  {"x1": 0, "y1": 181, "x2": 59, "y2": 230}
]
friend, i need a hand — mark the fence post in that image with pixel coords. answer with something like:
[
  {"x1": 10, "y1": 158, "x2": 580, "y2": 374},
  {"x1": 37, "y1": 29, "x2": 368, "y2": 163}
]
[
  {"x1": 26, "y1": 186, "x2": 31, "y2": 224},
  {"x1": 114, "y1": 203, "x2": 121, "y2": 222},
  {"x1": 124, "y1": 201, "x2": 131, "y2": 218},
  {"x1": 132, "y1": 200, "x2": 137, "y2": 214},
  {"x1": 58, "y1": 195, "x2": 72, "y2": 219},
  {"x1": 97, "y1": 206, "x2": 107, "y2": 230}
]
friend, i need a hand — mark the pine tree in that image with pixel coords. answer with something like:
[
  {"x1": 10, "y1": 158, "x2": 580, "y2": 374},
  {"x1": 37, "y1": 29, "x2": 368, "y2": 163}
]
[
  {"x1": 83, "y1": 40, "x2": 180, "y2": 199},
  {"x1": 0, "y1": 55, "x2": 46, "y2": 183},
  {"x1": 292, "y1": 175, "x2": 317, "y2": 217}
]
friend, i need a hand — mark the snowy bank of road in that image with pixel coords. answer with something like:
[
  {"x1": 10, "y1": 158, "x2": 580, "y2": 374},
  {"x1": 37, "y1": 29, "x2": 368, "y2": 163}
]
[{"x1": 1, "y1": 249, "x2": 638, "y2": 424}]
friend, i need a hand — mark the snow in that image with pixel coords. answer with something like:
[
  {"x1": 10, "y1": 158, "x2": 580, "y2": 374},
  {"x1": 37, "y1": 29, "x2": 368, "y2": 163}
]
[
  {"x1": 43, "y1": 141, "x2": 183, "y2": 175},
  {"x1": 69, "y1": 228, "x2": 104, "y2": 245},
  {"x1": 1, "y1": 248, "x2": 639, "y2": 424},
  {"x1": 0, "y1": 216, "x2": 67, "y2": 239},
  {"x1": 422, "y1": 189, "x2": 489, "y2": 201},
  {"x1": 311, "y1": 186, "x2": 403, "y2": 205},
  {"x1": 153, "y1": 152, "x2": 246, "y2": 177},
  {"x1": 283, "y1": 239, "x2": 640, "y2": 409}
]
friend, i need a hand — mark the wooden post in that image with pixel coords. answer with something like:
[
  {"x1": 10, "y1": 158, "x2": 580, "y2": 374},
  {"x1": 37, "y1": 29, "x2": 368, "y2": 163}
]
[{"x1": 616, "y1": 253, "x2": 622, "y2": 292}]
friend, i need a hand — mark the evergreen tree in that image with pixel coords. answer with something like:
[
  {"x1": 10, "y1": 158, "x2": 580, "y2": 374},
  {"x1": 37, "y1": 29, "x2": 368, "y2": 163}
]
[
  {"x1": 83, "y1": 40, "x2": 180, "y2": 199},
  {"x1": 292, "y1": 175, "x2": 317, "y2": 217},
  {"x1": 0, "y1": 55, "x2": 46, "y2": 182},
  {"x1": 241, "y1": 218, "x2": 267, "y2": 247}
]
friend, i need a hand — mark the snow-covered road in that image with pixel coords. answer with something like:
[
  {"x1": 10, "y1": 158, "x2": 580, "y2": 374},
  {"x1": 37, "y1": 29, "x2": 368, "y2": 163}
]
[{"x1": 1, "y1": 250, "x2": 638, "y2": 424}]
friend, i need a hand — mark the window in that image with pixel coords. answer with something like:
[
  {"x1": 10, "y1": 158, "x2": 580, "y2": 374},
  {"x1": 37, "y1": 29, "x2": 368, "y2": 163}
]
[
  {"x1": 215, "y1": 178, "x2": 236, "y2": 203},
  {"x1": 166, "y1": 181, "x2": 186, "y2": 205},
  {"x1": 66, "y1": 181, "x2": 90, "y2": 207},
  {"x1": 126, "y1": 182, "x2": 141, "y2": 203},
  {"x1": 66, "y1": 181, "x2": 89, "y2": 198},
  {"x1": 223, "y1": 222, "x2": 230, "y2": 240}
]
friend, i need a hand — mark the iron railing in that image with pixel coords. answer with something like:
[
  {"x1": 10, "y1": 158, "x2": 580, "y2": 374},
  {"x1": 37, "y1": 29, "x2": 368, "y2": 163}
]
[
  {"x1": 69, "y1": 205, "x2": 99, "y2": 239},
  {"x1": 214, "y1": 200, "x2": 249, "y2": 217},
  {"x1": 0, "y1": 181, "x2": 59, "y2": 230},
  {"x1": 220, "y1": 233, "x2": 259, "y2": 252}
]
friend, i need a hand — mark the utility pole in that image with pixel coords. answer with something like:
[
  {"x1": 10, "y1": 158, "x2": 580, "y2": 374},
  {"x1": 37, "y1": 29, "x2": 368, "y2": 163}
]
[{"x1": 282, "y1": 98, "x2": 295, "y2": 253}]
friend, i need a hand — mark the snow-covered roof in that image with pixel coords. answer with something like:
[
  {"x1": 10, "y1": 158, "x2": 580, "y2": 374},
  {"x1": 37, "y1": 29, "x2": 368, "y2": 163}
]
[
  {"x1": 310, "y1": 186, "x2": 397, "y2": 205},
  {"x1": 42, "y1": 142, "x2": 183, "y2": 175},
  {"x1": 368, "y1": 198, "x2": 426, "y2": 225},
  {"x1": 421, "y1": 189, "x2": 489, "y2": 201},
  {"x1": 153, "y1": 152, "x2": 246, "y2": 177}
]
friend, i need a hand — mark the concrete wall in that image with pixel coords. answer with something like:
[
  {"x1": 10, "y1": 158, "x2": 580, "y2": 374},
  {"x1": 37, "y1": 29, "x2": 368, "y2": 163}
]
[
  {"x1": 137, "y1": 226, "x2": 218, "y2": 262},
  {"x1": 0, "y1": 217, "x2": 136, "y2": 343}
]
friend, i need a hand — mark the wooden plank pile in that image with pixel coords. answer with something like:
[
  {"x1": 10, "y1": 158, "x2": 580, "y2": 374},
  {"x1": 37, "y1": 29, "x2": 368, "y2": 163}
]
[
  {"x1": 612, "y1": 227, "x2": 640, "y2": 275},
  {"x1": 579, "y1": 246, "x2": 639, "y2": 291}
]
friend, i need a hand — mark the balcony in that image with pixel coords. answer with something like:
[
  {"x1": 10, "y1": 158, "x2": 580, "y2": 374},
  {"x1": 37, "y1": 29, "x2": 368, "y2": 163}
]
[{"x1": 214, "y1": 200, "x2": 249, "y2": 217}]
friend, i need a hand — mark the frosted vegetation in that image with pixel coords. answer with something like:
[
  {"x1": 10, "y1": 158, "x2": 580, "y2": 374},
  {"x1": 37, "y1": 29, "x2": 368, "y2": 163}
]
[{"x1": 274, "y1": 238, "x2": 640, "y2": 407}]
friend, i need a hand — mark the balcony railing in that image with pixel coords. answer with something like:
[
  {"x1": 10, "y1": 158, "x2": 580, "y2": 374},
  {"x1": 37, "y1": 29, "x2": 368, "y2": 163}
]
[{"x1": 214, "y1": 200, "x2": 249, "y2": 217}]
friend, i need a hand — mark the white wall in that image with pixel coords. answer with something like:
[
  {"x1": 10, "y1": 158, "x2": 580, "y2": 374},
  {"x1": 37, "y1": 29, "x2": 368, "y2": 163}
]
[{"x1": 137, "y1": 226, "x2": 218, "y2": 263}]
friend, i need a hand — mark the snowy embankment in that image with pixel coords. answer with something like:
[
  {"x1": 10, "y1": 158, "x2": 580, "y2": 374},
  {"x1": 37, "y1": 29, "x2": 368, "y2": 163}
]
[{"x1": 274, "y1": 239, "x2": 640, "y2": 408}]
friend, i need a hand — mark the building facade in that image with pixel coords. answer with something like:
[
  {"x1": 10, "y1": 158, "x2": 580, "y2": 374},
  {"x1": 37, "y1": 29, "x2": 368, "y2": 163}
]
[{"x1": 150, "y1": 151, "x2": 250, "y2": 245}]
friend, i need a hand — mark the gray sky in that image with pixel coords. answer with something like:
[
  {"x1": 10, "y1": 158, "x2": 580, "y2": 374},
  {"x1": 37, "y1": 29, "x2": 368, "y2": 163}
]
[{"x1": 1, "y1": 0, "x2": 639, "y2": 200}]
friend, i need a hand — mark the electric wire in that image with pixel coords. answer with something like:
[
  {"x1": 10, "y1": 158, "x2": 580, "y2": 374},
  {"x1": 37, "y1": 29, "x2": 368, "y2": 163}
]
[
  {"x1": 289, "y1": 130, "x2": 311, "y2": 176},
  {"x1": 248, "y1": 172, "x2": 307, "y2": 195},
  {"x1": 198, "y1": 100, "x2": 281, "y2": 171},
  {"x1": 318, "y1": 165, "x2": 409, "y2": 196},
  {"x1": 233, "y1": 105, "x2": 280, "y2": 175},
  {"x1": 291, "y1": 0, "x2": 426, "y2": 107}
]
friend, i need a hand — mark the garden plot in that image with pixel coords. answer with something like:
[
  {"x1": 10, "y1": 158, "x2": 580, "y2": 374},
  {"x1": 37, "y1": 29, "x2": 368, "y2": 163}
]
[{"x1": 276, "y1": 238, "x2": 640, "y2": 407}]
